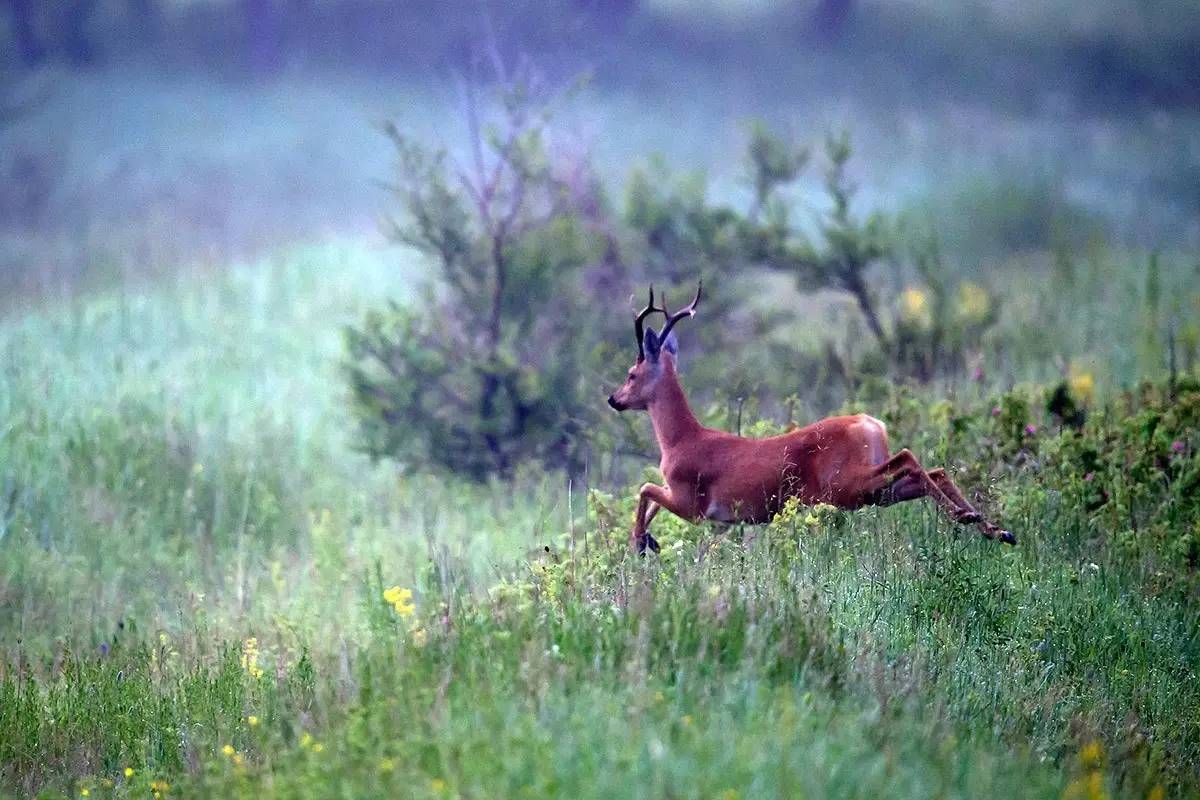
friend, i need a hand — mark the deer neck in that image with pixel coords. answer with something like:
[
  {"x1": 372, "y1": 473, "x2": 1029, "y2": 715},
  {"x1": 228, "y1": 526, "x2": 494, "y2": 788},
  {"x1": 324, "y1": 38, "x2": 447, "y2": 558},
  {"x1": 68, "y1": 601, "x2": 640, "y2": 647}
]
[{"x1": 648, "y1": 360, "x2": 701, "y2": 451}]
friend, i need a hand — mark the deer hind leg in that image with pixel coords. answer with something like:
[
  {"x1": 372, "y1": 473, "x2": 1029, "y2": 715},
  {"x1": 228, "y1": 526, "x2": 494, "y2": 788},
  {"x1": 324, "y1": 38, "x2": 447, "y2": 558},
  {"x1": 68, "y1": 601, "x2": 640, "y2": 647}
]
[
  {"x1": 890, "y1": 468, "x2": 980, "y2": 522},
  {"x1": 864, "y1": 450, "x2": 974, "y2": 523},
  {"x1": 879, "y1": 461, "x2": 1014, "y2": 544},
  {"x1": 928, "y1": 468, "x2": 1015, "y2": 544},
  {"x1": 925, "y1": 469, "x2": 979, "y2": 520}
]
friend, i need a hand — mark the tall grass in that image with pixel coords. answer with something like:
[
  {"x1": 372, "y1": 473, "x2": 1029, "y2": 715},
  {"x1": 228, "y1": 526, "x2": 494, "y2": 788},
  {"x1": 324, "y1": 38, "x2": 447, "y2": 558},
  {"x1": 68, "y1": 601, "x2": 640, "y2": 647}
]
[{"x1": 1, "y1": 243, "x2": 1198, "y2": 798}]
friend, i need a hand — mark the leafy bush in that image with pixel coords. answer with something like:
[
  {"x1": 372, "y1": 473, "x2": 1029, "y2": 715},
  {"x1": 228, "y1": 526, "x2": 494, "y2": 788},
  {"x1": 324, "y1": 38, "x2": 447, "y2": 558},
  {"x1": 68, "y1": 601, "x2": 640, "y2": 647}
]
[
  {"x1": 345, "y1": 67, "x2": 615, "y2": 481},
  {"x1": 626, "y1": 128, "x2": 895, "y2": 347},
  {"x1": 868, "y1": 375, "x2": 1200, "y2": 588},
  {"x1": 625, "y1": 125, "x2": 1007, "y2": 393}
]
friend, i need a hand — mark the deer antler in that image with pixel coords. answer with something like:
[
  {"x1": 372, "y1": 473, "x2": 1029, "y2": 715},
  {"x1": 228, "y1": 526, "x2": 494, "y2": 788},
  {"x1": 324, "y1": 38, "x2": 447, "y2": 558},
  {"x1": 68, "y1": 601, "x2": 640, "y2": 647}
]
[
  {"x1": 634, "y1": 285, "x2": 664, "y2": 362},
  {"x1": 656, "y1": 280, "x2": 703, "y2": 345}
]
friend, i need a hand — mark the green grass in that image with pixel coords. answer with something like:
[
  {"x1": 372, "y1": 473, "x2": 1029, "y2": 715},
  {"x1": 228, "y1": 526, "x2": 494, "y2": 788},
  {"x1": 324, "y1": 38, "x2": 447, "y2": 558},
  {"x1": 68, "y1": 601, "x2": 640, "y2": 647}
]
[{"x1": 2, "y1": 242, "x2": 1199, "y2": 798}]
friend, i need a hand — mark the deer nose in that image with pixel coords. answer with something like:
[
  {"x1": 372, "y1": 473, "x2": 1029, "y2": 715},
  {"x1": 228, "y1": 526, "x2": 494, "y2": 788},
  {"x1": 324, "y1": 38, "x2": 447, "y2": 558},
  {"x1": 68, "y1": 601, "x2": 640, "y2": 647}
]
[{"x1": 607, "y1": 395, "x2": 623, "y2": 411}]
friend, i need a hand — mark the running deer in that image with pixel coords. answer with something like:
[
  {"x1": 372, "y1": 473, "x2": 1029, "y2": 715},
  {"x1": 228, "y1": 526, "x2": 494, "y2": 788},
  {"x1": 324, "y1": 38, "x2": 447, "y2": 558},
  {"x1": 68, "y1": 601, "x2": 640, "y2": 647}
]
[{"x1": 606, "y1": 283, "x2": 1015, "y2": 553}]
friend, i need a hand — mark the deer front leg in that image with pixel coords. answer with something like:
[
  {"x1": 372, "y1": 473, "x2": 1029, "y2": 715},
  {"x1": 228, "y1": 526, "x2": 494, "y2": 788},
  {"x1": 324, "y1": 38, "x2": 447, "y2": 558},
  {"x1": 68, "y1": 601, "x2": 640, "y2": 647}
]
[
  {"x1": 634, "y1": 499, "x2": 663, "y2": 553},
  {"x1": 631, "y1": 483, "x2": 695, "y2": 554},
  {"x1": 644, "y1": 501, "x2": 662, "y2": 529},
  {"x1": 631, "y1": 486, "x2": 661, "y2": 554}
]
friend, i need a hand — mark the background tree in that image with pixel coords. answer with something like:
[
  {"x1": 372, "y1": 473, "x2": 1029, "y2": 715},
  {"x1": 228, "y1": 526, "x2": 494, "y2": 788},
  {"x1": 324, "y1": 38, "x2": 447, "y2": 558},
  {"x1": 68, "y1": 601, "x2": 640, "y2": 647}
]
[
  {"x1": 626, "y1": 128, "x2": 893, "y2": 349},
  {"x1": 345, "y1": 62, "x2": 615, "y2": 481},
  {"x1": 624, "y1": 124, "x2": 1003, "y2": 393}
]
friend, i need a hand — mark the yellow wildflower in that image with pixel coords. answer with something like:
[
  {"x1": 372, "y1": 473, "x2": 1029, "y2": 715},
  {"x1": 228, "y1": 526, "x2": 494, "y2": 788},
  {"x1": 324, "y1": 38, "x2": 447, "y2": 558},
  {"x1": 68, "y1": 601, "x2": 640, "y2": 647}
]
[
  {"x1": 1080, "y1": 740, "x2": 1103, "y2": 770},
  {"x1": 300, "y1": 732, "x2": 313, "y2": 749},
  {"x1": 150, "y1": 780, "x2": 170, "y2": 792},
  {"x1": 81, "y1": 790, "x2": 90, "y2": 798},
  {"x1": 247, "y1": 715, "x2": 259, "y2": 727},
  {"x1": 379, "y1": 758, "x2": 396, "y2": 773},
  {"x1": 222, "y1": 744, "x2": 236, "y2": 757},
  {"x1": 124, "y1": 768, "x2": 134, "y2": 778},
  {"x1": 721, "y1": 791, "x2": 740, "y2": 800},
  {"x1": 312, "y1": 743, "x2": 324, "y2": 754},
  {"x1": 1069, "y1": 365, "x2": 1095, "y2": 404},
  {"x1": 411, "y1": 627, "x2": 428, "y2": 647},
  {"x1": 681, "y1": 714, "x2": 693, "y2": 726},
  {"x1": 431, "y1": 778, "x2": 447, "y2": 792},
  {"x1": 1148, "y1": 786, "x2": 1165, "y2": 800},
  {"x1": 384, "y1": 586, "x2": 416, "y2": 617},
  {"x1": 653, "y1": 691, "x2": 665, "y2": 703},
  {"x1": 899, "y1": 286, "x2": 932, "y2": 329},
  {"x1": 241, "y1": 637, "x2": 264, "y2": 678},
  {"x1": 233, "y1": 753, "x2": 244, "y2": 766},
  {"x1": 956, "y1": 281, "x2": 990, "y2": 323}
]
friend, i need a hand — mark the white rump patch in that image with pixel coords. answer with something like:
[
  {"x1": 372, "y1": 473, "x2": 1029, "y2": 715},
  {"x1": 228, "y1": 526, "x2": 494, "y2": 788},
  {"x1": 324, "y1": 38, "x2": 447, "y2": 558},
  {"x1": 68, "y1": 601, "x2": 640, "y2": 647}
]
[{"x1": 859, "y1": 415, "x2": 889, "y2": 465}]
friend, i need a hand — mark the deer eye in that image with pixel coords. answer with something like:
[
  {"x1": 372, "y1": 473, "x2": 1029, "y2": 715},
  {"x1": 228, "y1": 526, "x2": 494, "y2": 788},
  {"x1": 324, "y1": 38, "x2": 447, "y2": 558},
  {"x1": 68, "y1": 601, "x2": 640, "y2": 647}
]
[{"x1": 628, "y1": 373, "x2": 637, "y2": 382}]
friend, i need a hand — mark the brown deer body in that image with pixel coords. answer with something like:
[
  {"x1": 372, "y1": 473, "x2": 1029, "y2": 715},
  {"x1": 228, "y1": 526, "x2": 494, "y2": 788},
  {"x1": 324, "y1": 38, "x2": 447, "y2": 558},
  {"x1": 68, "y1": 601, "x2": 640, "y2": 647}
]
[{"x1": 608, "y1": 284, "x2": 1015, "y2": 553}]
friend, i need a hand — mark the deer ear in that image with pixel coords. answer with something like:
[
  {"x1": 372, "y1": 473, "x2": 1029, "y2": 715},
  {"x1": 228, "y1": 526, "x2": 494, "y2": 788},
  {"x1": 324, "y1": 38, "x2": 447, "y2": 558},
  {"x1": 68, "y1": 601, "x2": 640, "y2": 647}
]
[
  {"x1": 662, "y1": 331, "x2": 679, "y2": 356},
  {"x1": 642, "y1": 328, "x2": 661, "y2": 360}
]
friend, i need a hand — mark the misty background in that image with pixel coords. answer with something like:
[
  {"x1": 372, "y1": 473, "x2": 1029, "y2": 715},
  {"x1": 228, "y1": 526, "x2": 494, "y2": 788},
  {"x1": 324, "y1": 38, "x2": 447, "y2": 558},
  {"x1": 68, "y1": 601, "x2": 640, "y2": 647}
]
[
  {"x1": 2, "y1": 0, "x2": 1198, "y2": 306},
  {"x1": 5, "y1": 8, "x2": 1200, "y2": 797}
]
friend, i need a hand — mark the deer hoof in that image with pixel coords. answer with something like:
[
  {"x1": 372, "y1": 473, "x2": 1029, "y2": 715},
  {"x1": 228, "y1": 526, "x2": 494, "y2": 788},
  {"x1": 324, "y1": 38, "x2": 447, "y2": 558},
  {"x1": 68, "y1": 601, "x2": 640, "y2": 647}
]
[
  {"x1": 999, "y1": 529, "x2": 1017, "y2": 546},
  {"x1": 635, "y1": 533, "x2": 661, "y2": 556}
]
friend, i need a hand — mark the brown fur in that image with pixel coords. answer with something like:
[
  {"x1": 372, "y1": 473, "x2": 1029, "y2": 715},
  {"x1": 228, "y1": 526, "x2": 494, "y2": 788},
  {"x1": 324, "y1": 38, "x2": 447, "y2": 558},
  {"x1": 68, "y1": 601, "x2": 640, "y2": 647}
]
[{"x1": 609, "y1": 350, "x2": 1014, "y2": 553}]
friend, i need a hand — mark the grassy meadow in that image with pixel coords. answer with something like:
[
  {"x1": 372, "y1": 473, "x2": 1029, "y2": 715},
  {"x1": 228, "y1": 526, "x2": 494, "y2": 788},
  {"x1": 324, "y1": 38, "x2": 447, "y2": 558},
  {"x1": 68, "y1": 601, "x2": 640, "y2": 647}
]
[
  {"x1": 1, "y1": 233, "x2": 1198, "y2": 798},
  {"x1": 3, "y1": 3, "x2": 1200, "y2": 796}
]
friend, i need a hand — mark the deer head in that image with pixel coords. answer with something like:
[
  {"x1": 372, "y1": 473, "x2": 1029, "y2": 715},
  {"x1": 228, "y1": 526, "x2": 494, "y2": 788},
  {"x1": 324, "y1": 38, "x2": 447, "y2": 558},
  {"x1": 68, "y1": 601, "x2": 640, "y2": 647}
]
[{"x1": 607, "y1": 282, "x2": 702, "y2": 412}]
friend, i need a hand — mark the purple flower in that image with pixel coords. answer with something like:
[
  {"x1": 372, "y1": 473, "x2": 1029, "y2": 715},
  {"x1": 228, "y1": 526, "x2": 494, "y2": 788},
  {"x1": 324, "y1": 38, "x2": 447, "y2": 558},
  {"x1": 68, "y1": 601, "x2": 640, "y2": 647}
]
[
  {"x1": 99, "y1": 642, "x2": 109, "y2": 656},
  {"x1": 1083, "y1": 472, "x2": 1094, "y2": 482},
  {"x1": 1171, "y1": 440, "x2": 1186, "y2": 454},
  {"x1": 971, "y1": 366, "x2": 985, "y2": 382},
  {"x1": 991, "y1": 406, "x2": 1001, "y2": 417},
  {"x1": 1024, "y1": 424, "x2": 1037, "y2": 436}
]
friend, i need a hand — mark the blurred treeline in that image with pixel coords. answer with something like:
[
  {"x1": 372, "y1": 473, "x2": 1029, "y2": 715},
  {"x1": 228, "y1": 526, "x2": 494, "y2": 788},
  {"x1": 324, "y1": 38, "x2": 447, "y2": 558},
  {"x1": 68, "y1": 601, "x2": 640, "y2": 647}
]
[{"x1": 2, "y1": 0, "x2": 1199, "y2": 107}]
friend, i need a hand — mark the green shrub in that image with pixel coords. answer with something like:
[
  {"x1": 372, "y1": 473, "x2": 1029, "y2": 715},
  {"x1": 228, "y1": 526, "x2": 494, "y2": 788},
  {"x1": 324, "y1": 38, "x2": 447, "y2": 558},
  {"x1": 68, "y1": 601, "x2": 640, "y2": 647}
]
[
  {"x1": 344, "y1": 69, "x2": 615, "y2": 481},
  {"x1": 871, "y1": 375, "x2": 1200, "y2": 588}
]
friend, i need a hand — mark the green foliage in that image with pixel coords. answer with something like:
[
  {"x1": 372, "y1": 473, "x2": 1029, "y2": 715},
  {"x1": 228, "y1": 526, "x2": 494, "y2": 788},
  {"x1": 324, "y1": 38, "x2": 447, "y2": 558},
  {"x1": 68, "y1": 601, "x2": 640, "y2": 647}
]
[
  {"x1": 873, "y1": 377, "x2": 1200, "y2": 591},
  {"x1": 345, "y1": 74, "x2": 612, "y2": 480},
  {"x1": 5, "y1": 239, "x2": 1200, "y2": 799},
  {"x1": 1052, "y1": 380, "x2": 1200, "y2": 573},
  {"x1": 626, "y1": 128, "x2": 896, "y2": 346},
  {"x1": 891, "y1": 232, "x2": 1001, "y2": 382},
  {"x1": 745, "y1": 120, "x2": 808, "y2": 216},
  {"x1": 6, "y1": 427, "x2": 1200, "y2": 798},
  {"x1": 619, "y1": 124, "x2": 1015, "y2": 401}
]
